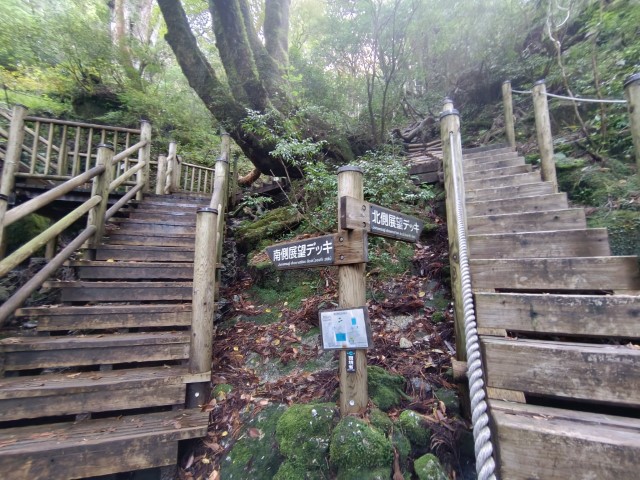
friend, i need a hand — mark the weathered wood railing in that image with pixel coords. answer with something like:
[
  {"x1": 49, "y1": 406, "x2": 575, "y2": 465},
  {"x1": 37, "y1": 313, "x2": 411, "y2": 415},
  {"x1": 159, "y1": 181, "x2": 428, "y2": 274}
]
[
  {"x1": 187, "y1": 132, "x2": 230, "y2": 407},
  {"x1": 0, "y1": 106, "x2": 153, "y2": 325}
]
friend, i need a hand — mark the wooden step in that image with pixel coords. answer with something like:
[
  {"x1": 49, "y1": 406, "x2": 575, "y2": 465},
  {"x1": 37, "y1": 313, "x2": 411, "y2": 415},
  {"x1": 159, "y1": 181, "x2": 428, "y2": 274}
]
[
  {"x1": 466, "y1": 182, "x2": 556, "y2": 202},
  {"x1": 464, "y1": 164, "x2": 532, "y2": 181},
  {"x1": 466, "y1": 193, "x2": 568, "y2": 217},
  {"x1": 463, "y1": 151, "x2": 519, "y2": 167},
  {"x1": 464, "y1": 172, "x2": 541, "y2": 190},
  {"x1": 464, "y1": 157, "x2": 524, "y2": 172},
  {"x1": 470, "y1": 256, "x2": 640, "y2": 291},
  {"x1": 0, "y1": 366, "x2": 203, "y2": 421},
  {"x1": 462, "y1": 145, "x2": 513, "y2": 159},
  {"x1": 71, "y1": 261, "x2": 194, "y2": 280},
  {"x1": 0, "y1": 332, "x2": 190, "y2": 371},
  {"x1": 127, "y1": 211, "x2": 197, "y2": 222},
  {"x1": 409, "y1": 159, "x2": 440, "y2": 175},
  {"x1": 412, "y1": 172, "x2": 440, "y2": 184},
  {"x1": 43, "y1": 281, "x2": 193, "y2": 303},
  {"x1": 482, "y1": 337, "x2": 640, "y2": 407},
  {"x1": 129, "y1": 203, "x2": 201, "y2": 214},
  {"x1": 95, "y1": 244, "x2": 194, "y2": 262},
  {"x1": 467, "y1": 208, "x2": 586, "y2": 234},
  {"x1": 15, "y1": 304, "x2": 192, "y2": 331},
  {"x1": 109, "y1": 221, "x2": 195, "y2": 235},
  {"x1": 475, "y1": 292, "x2": 640, "y2": 337},
  {"x1": 113, "y1": 215, "x2": 195, "y2": 226},
  {"x1": 106, "y1": 232, "x2": 195, "y2": 247},
  {"x1": 489, "y1": 400, "x2": 640, "y2": 480},
  {"x1": 469, "y1": 228, "x2": 610, "y2": 259},
  {"x1": 134, "y1": 199, "x2": 205, "y2": 209},
  {"x1": 0, "y1": 409, "x2": 208, "y2": 479}
]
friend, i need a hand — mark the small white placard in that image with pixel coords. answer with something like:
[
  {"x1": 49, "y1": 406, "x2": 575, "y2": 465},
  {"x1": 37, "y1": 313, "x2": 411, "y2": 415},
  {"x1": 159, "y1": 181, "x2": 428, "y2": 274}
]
[{"x1": 319, "y1": 307, "x2": 372, "y2": 350}]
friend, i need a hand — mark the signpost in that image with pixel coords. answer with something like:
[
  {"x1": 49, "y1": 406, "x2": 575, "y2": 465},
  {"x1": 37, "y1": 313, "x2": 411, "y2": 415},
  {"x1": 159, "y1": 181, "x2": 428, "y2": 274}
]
[{"x1": 266, "y1": 166, "x2": 423, "y2": 416}]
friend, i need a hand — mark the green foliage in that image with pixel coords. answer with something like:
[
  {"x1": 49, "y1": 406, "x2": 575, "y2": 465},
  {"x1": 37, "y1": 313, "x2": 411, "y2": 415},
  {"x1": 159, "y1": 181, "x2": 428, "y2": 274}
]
[
  {"x1": 414, "y1": 453, "x2": 448, "y2": 480},
  {"x1": 396, "y1": 410, "x2": 431, "y2": 449},
  {"x1": 5, "y1": 214, "x2": 52, "y2": 256},
  {"x1": 329, "y1": 417, "x2": 394, "y2": 474}
]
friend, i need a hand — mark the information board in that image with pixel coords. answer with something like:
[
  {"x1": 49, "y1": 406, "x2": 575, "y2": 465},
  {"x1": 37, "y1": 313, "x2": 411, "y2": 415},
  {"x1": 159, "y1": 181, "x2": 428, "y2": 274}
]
[{"x1": 319, "y1": 307, "x2": 372, "y2": 350}]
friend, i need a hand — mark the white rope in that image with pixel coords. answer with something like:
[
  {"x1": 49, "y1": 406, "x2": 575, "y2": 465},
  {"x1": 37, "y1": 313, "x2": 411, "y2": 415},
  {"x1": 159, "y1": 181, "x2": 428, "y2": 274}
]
[
  {"x1": 511, "y1": 89, "x2": 531, "y2": 94},
  {"x1": 510, "y1": 88, "x2": 626, "y2": 105},
  {"x1": 449, "y1": 131, "x2": 497, "y2": 480}
]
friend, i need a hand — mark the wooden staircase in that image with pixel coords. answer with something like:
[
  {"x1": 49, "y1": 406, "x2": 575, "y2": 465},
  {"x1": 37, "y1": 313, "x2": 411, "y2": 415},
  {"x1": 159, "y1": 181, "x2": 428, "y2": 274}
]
[
  {"x1": 462, "y1": 146, "x2": 640, "y2": 478},
  {"x1": 0, "y1": 193, "x2": 210, "y2": 479}
]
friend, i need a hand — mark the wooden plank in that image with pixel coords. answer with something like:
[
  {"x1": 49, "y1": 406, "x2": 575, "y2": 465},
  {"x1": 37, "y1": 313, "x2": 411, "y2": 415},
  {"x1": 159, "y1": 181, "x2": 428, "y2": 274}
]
[
  {"x1": 470, "y1": 256, "x2": 639, "y2": 290},
  {"x1": 128, "y1": 211, "x2": 196, "y2": 222},
  {"x1": 464, "y1": 164, "x2": 532, "y2": 181},
  {"x1": 466, "y1": 181, "x2": 555, "y2": 201},
  {"x1": 486, "y1": 387, "x2": 525, "y2": 403},
  {"x1": 1, "y1": 332, "x2": 190, "y2": 370},
  {"x1": 0, "y1": 409, "x2": 208, "y2": 478},
  {"x1": 464, "y1": 171, "x2": 541, "y2": 190},
  {"x1": 467, "y1": 208, "x2": 586, "y2": 234},
  {"x1": 72, "y1": 261, "x2": 194, "y2": 280},
  {"x1": 106, "y1": 233, "x2": 195, "y2": 247},
  {"x1": 464, "y1": 157, "x2": 524, "y2": 172},
  {"x1": 409, "y1": 159, "x2": 440, "y2": 175},
  {"x1": 411, "y1": 172, "x2": 440, "y2": 184},
  {"x1": 482, "y1": 337, "x2": 640, "y2": 406},
  {"x1": 15, "y1": 304, "x2": 192, "y2": 331},
  {"x1": 490, "y1": 400, "x2": 640, "y2": 480},
  {"x1": 466, "y1": 193, "x2": 568, "y2": 217},
  {"x1": 469, "y1": 228, "x2": 611, "y2": 259},
  {"x1": 95, "y1": 244, "x2": 194, "y2": 262},
  {"x1": 463, "y1": 151, "x2": 519, "y2": 167},
  {"x1": 462, "y1": 145, "x2": 513, "y2": 158},
  {"x1": 476, "y1": 292, "x2": 640, "y2": 337},
  {"x1": 44, "y1": 281, "x2": 193, "y2": 303},
  {"x1": 111, "y1": 222, "x2": 196, "y2": 235}
]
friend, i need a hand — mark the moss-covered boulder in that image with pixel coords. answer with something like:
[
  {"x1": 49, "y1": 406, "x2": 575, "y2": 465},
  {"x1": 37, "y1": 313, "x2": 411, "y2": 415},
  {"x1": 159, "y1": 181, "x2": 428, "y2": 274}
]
[
  {"x1": 392, "y1": 429, "x2": 412, "y2": 471},
  {"x1": 414, "y1": 453, "x2": 448, "y2": 480},
  {"x1": 275, "y1": 403, "x2": 336, "y2": 472},
  {"x1": 220, "y1": 404, "x2": 286, "y2": 480},
  {"x1": 235, "y1": 207, "x2": 302, "y2": 253},
  {"x1": 329, "y1": 417, "x2": 393, "y2": 478},
  {"x1": 368, "y1": 365, "x2": 407, "y2": 411},
  {"x1": 273, "y1": 461, "x2": 326, "y2": 480},
  {"x1": 396, "y1": 410, "x2": 431, "y2": 449},
  {"x1": 434, "y1": 387, "x2": 460, "y2": 416},
  {"x1": 369, "y1": 408, "x2": 393, "y2": 435}
]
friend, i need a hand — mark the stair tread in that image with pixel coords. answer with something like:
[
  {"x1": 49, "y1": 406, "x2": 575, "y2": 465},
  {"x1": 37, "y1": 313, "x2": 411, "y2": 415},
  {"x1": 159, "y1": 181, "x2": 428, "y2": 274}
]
[
  {"x1": 466, "y1": 192, "x2": 566, "y2": 206},
  {"x1": 16, "y1": 303, "x2": 192, "y2": 317},
  {"x1": 70, "y1": 260, "x2": 194, "y2": 268},
  {"x1": 0, "y1": 331, "x2": 190, "y2": 351},
  {"x1": 110, "y1": 217, "x2": 196, "y2": 226},
  {"x1": 0, "y1": 408, "x2": 208, "y2": 454},
  {"x1": 466, "y1": 181, "x2": 556, "y2": 201},
  {"x1": 44, "y1": 281, "x2": 193, "y2": 287}
]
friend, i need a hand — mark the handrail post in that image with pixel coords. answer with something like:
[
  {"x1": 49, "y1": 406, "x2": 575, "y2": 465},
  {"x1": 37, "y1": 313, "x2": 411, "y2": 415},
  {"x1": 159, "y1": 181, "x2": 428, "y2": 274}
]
[
  {"x1": 137, "y1": 120, "x2": 151, "y2": 200},
  {"x1": 155, "y1": 155, "x2": 167, "y2": 195},
  {"x1": 87, "y1": 144, "x2": 114, "y2": 253},
  {"x1": 168, "y1": 141, "x2": 178, "y2": 193},
  {"x1": 212, "y1": 156, "x2": 229, "y2": 300},
  {"x1": 502, "y1": 80, "x2": 516, "y2": 148},
  {"x1": 187, "y1": 206, "x2": 219, "y2": 407},
  {"x1": 532, "y1": 80, "x2": 558, "y2": 191},
  {"x1": 337, "y1": 165, "x2": 368, "y2": 416},
  {"x1": 440, "y1": 103, "x2": 466, "y2": 361},
  {"x1": 624, "y1": 73, "x2": 640, "y2": 174},
  {"x1": 0, "y1": 105, "x2": 28, "y2": 257}
]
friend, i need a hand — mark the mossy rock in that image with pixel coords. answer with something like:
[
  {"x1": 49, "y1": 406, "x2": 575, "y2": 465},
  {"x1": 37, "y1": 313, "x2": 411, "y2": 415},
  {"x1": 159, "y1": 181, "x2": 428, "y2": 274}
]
[
  {"x1": 434, "y1": 387, "x2": 460, "y2": 416},
  {"x1": 329, "y1": 417, "x2": 393, "y2": 474},
  {"x1": 369, "y1": 408, "x2": 393, "y2": 435},
  {"x1": 235, "y1": 207, "x2": 302, "y2": 253},
  {"x1": 392, "y1": 429, "x2": 412, "y2": 470},
  {"x1": 414, "y1": 453, "x2": 448, "y2": 480},
  {"x1": 336, "y1": 467, "x2": 392, "y2": 480},
  {"x1": 5, "y1": 214, "x2": 52, "y2": 256},
  {"x1": 368, "y1": 365, "x2": 407, "y2": 411},
  {"x1": 396, "y1": 410, "x2": 431, "y2": 449},
  {"x1": 220, "y1": 404, "x2": 286, "y2": 480},
  {"x1": 273, "y1": 461, "x2": 326, "y2": 480},
  {"x1": 588, "y1": 209, "x2": 640, "y2": 256},
  {"x1": 276, "y1": 403, "x2": 336, "y2": 471}
]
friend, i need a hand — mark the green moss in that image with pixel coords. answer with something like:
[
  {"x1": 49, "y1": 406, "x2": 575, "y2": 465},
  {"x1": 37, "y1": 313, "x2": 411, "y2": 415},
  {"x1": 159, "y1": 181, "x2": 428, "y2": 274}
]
[
  {"x1": 329, "y1": 417, "x2": 393, "y2": 473},
  {"x1": 221, "y1": 404, "x2": 287, "y2": 480},
  {"x1": 434, "y1": 387, "x2": 460, "y2": 416},
  {"x1": 276, "y1": 403, "x2": 336, "y2": 471},
  {"x1": 336, "y1": 467, "x2": 392, "y2": 480},
  {"x1": 414, "y1": 453, "x2": 448, "y2": 480},
  {"x1": 273, "y1": 461, "x2": 326, "y2": 480},
  {"x1": 212, "y1": 384, "x2": 232, "y2": 399},
  {"x1": 431, "y1": 312, "x2": 445, "y2": 323},
  {"x1": 368, "y1": 365, "x2": 407, "y2": 411},
  {"x1": 235, "y1": 207, "x2": 302, "y2": 253},
  {"x1": 369, "y1": 408, "x2": 393, "y2": 435},
  {"x1": 588, "y1": 209, "x2": 640, "y2": 257},
  {"x1": 5, "y1": 214, "x2": 52, "y2": 256},
  {"x1": 396, "y1": 410, "x2": 431, "y2": 449},
  {"x1": 392, "y1": 429, "x2": 412, "y2": 470},
  {"x1": 367, "y1": 239, "x2": 415, "y2": 279}
]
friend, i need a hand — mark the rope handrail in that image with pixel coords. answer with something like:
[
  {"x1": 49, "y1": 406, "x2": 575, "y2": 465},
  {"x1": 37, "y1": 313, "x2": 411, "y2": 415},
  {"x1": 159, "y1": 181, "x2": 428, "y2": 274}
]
[
  {"x1": 511, "y1": 88, "x2": 626, "y2": 105},
  {"x1": 447, "y1": 129, "x2": 497, "y2": 480}
]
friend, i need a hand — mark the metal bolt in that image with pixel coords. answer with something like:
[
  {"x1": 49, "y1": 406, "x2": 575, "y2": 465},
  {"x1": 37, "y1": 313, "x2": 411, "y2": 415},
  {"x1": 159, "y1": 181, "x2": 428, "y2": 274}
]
[
  {"x1": 340, "y1": 255, "x2": 344, "y2": 260},
  {"x1": 362, "y1": 222, "x2": 366, "y2": 227},
  {"x1": 349, "y1": 400, "x2": 355, "y2": 406},
  {"x1": 361, "y1": 205, "x2": 366, "y2": 211},
  {"x1": 339, "y1": 236, "x2": 344, "y2": 242}
]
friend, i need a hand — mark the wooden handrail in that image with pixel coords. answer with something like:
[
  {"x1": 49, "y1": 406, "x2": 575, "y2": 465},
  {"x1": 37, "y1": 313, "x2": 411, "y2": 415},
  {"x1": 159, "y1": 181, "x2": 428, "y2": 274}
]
[
  {"x1": 112, "y1": 139, "x2": 147, "y2": 164},
  {"x1": 109, "y1": 160, "x2": 145, "y2": 192},
  {"x1": 105, "y1": 183, "x2": 143, "y2": 221},
  {"x1": 23, "y1": 115, "x2": 141, "y2": 134},
  {"x1": 182, "y1": 161, "x2": 215, "y2": 172}
]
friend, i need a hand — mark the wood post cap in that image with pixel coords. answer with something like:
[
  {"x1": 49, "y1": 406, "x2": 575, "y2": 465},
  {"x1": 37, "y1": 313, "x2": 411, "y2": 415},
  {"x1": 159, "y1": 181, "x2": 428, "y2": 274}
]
[
  {"x1": 97, "y1": 143, "x2": 114, "y2": 151},
  {"x1": 337, "y1": 166, "x2": 363, "y2": 174},
  {"x1": 624, "y1": 73, "x2": 640, "y2": 88},
  {"x1": 216, "y1": 156, "x2": 229, "y2": 164},
  {"x1": 197, "y1": 207, "x2": 218, "y2": 214},
  {"x1": 439, "y1": 109, "x2": 459, "y2": 120},
  {"x1": 534, "y1": 79, "x2": 546, "y2": 86},
  {"x1": 503, "y1": 80, "x2": 511, "y2": 85}
]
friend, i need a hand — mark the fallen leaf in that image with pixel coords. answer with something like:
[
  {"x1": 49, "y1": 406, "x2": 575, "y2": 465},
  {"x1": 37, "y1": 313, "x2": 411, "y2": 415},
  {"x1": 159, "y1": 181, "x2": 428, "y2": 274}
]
[
  {"x1": 221, "y1": 431, "x2": 228, "y2": 437},
  {"x1": 208, "y1": 470, "x2": 220, "y2": 480},
  {"x1": 66, "y1": 372, "x2": 82, "y2": 378},
  {"x1": 184, "y1": 453, "x2": 195, "y2": 469},
  {"x1": 418, "y1": 291, "x2": 426, "y2": 297},
  {"x1": 233, "y1": 346, "x2": 239, "y2": 351},
  {"x1": 247, "y1": 428, "x2": 262, "y2": 439}
]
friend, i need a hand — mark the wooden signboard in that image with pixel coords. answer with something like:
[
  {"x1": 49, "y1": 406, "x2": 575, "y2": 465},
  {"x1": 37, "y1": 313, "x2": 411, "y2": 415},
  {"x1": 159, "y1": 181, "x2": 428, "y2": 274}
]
[
  {"x1": 266, "y1": 230, "x2": 368, "y2": 270},
  {"x1": 339, "y1": 196, "x2": 423, "y2": 243}
]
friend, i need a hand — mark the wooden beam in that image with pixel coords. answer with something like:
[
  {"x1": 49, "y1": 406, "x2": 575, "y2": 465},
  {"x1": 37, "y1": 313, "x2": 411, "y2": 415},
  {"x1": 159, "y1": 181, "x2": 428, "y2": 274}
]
[
  {"x1": 464, "y1": 172, "x2": 541, "y2": 190},
  {"x1": 467, "y1": 208, "x2": 587, "y2": 234},
  {"x1": 465, "y1": 182, "x2": 555, "y2": 202},
  {"x1": 466, "y1": 193, "x2": 568, "y2": 217},
  {"x1": 464, "y1": 164, "x2": 531, "y2": 181}
]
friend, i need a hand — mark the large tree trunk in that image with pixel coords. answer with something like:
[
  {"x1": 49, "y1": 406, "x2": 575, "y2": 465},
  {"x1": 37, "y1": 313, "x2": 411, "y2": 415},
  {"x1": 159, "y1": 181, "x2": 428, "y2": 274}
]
[{"x1": 157, "y1": 0, "x2": 352, "y2": 177}]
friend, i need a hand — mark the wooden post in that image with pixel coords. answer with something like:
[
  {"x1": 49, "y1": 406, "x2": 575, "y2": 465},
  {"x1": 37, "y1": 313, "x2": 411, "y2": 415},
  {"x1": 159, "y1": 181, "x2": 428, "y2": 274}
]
[
  {"x1": 0, "y1": 105, "x2": 28, "y2": 257},
  {"x1": 230, "y1": 151, "x2": 239, "y2": 208},
  {"x1": 167, "y1": 142, "x2": 178, "y2": 193},
  {"x1": 155, "y1": 155, "x2": 167, "y2": 195},
  {"x1": 87, "y1": 144, "x2": 114, "y2": 252},
  {"x1": 440, "y1": 106, "x2": 467, "y2": 362},
  {"x1": 187, "y1": 206, "x2": 218, "y2": 407},
  {"x1": 337, "y1": 166, "x2": 368, "y2": 416},
  {"x1": 137, "y1": 120, "x2": 151, "y2": 200},
  {"x1": 212, "y1": 157, "x2": 229, "y2": 300},
  {"x1": 502, "y1": 80, "x2": 516, "y2": 148},
  {"x1": 624, "y1": 73, "x2": 640, "y2": 173},
  {"x1": 532, "y1": 80, "x2": 558, "y2": 191},
  {"x1": 45, "y1": 236, "x2": 56, "y2": 260}
]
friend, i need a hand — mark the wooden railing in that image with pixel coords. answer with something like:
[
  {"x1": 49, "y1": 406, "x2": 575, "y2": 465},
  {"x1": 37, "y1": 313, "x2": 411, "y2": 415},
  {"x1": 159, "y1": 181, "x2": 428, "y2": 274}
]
[{"x1": 0, "y1": 106, "x2": 152, "y2": 325}]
